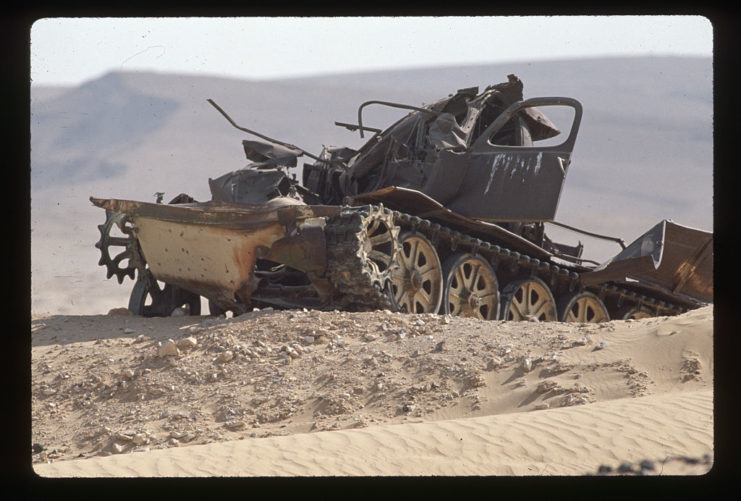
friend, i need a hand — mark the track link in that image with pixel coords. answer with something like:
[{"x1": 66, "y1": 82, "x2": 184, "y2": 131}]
[
  {"x1": 324, "y1": 205, "x2": 400, "y2": 311},
  {"x1": 388, "y1": 210, "x2": 689, "y2": 319}
]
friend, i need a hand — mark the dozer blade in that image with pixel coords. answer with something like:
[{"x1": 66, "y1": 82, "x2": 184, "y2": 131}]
[{"x1": 580, "y1": 220, "x2": 712, "y2": 304}]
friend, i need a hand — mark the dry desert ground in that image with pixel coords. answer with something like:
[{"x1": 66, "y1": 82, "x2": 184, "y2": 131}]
[{"x1": 30, "y1": 303, "x2": 714, "y2": 477}]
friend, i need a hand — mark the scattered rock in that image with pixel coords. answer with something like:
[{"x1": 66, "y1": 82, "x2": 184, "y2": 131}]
[
  {"x1": 224, "y1": 420, "x2": 246, "y2": 431},
  {"x1": 30, "y1": 307, "x2": 713, "y2": 464},
  {"x1": 108, "y1": 308, "x2": 133, "y2": 316},
  {"x1": 535, "y1": 381, "x2": 559, "y2": 394},
  {"x1": 486, "y1": 357, "x2": 502, "y2": 370},
  {"x1": 466, "y1": 373, "x2": 486, "y2": 388},
  {"x1": 132, "y1": 433, "x2": 150, "y2": 446},
  {"x1": 521, "y1": 357, "x2": 533, "y2": 372},
  {"x1": 157, "y1": 340, "x2": 179, "y2": 358},
  {"x1": 176, "y1": 337, "x2": 198, "y2": 350},
  {"x1": 171, "y1": 306, "x2": 190, "y2": 317},
  {"x1": 216, "y1": 351, "x2": 234, "y2": 363}
]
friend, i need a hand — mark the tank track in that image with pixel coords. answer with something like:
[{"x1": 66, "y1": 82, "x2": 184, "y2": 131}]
[
  {"x1": 323, "y1": 204, "x2": 689, "y2": 319},
  {"x1": 324, "y1": 205, "x2": 400, "y2": 311},
  {"x1": 387, "y1": 210, "x2": 688, "y2": 319}
]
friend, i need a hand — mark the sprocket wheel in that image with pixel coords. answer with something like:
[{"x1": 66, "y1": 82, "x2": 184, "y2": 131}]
[
  {"x1": 325, "y1": 205, "x2": 400, "y2": 311},
  {"x1": 94, "y1": 210, "x2": 142, "y2": 284}
]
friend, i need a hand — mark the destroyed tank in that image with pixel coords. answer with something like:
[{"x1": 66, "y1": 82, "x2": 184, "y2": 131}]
[{"x1": 92, "y1": 75, "x2": 713, "y2": 322}]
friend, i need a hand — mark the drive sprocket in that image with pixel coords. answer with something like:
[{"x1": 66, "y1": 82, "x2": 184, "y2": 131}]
[
  {"x1": 324, "y1": 205, "x2": 400, "y2": 311},
  {"x1": 94, "y1": 210, "x2": 143, "y2": 284}
]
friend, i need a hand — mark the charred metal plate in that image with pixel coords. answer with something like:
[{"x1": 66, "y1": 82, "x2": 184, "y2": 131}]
[
  {"x1": 450, "y1": 150, "x2": 569, "y2": 221},
  {"x1": 133, "y1": 215, "x2": 285, "y2": 304},
  {"x1": 348, "y1": 186, "x2": 553, "y2": 260},
  {"x1": 581, "y1": 220, "x2": 713, "y2": 304},
  {"x1": 90, "y1": 197, "x2": 340, "y2": 306}
]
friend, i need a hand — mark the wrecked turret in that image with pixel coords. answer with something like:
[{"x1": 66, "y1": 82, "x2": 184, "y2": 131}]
[{"x1": 92, "y1": 75, "x2": 712, "y2": 321}]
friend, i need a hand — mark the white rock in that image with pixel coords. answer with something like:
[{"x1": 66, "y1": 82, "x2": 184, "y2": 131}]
[
  {"x1": 486, "y1": 357, "x2": 502, "y2": 370},
  {"x1": 176, "y1": 337, "x2": 198, "y2": 350},
  {"x1": 224, "y1": 420, "x2": 246, "y2": 431},
  {"x1": 521, "y1": 358, "x2": 533, "y2": 372},
  {"x1": 132, "y1": 433, "x2": 149, "y2": 446},
  {"x1": 216, "y1": 350, "x2": 234, "y2": 363},
  {"x1": 111, "y1": 442, "x2": 124, "y2": 454},
  {"x1": 170, "y1": 307, "x2": 188, "y2": 317},
  {"x1": 158, "y1": 340, "x2": 179, "y2": 357}
]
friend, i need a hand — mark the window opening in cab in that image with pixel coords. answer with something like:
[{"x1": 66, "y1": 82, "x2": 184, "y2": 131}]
[
  {"x1": 487, "y1": 105, "x2": 576, "y2": 148},
  {"x1": 489, "y1": 115, "x2": 532, "y2": 147}
]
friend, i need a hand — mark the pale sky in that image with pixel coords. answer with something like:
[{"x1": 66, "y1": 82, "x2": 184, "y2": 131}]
[{"x1": 30, "y1": 16, "x2": 713, "y2": 86}]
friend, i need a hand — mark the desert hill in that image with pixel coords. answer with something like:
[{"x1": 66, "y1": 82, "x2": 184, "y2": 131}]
[{"x1": 30, "y1": 56, "x2": 712, "y2": 315}]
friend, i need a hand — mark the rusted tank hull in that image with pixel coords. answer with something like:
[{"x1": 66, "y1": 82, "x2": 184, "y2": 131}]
[{"x1": 90, "y1": 197, "x2": 339, "y2": 310}]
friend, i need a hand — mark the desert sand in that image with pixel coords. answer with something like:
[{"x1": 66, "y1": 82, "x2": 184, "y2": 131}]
[{"x1": 31, "y1": 304, "x2": 713, "y2": 477}]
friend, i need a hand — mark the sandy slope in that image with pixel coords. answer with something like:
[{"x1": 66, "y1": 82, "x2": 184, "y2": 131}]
[{"x1": 31, "y1": 306, "x2": 713, "y2": 477}]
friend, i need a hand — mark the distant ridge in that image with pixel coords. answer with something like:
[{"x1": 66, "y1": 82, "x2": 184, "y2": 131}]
[{"x1": 31, "y1": 55, "x2": 711, "y2": 256}]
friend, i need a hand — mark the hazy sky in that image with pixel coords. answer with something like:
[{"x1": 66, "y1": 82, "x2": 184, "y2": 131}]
[{"x1": 30, "y1": 16, "x2": 713, "y2": 86}]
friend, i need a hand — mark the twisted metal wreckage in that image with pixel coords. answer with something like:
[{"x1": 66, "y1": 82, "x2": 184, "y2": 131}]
[{"x1": 92, "y1": 75, "x2": 713, "y2": 322}]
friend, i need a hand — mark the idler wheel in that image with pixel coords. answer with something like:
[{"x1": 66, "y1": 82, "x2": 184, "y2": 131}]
[
  {"x1": 128, "y1": 269, "x2": 201, "y2": 317},
  {"x1": 557, "y1": 291, "x2": 610, "y2": 323},
  {"x1": 390, "y1": 232, "x2": 443, "y2": 314},
  {"x1": 442, "y1": 253, "x2": 500, "y2": 320},
  {"x1": 614, "y1": 305, "x2": 653, "y2": 320},
  {"x1": 500, "y1": 276, "x2": 557, "y2": 321}
]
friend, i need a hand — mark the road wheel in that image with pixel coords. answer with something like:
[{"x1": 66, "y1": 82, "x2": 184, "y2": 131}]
[
  {"x1": 500, "y1": 276, "x2": 557, "y2": 321},
  {"x1": 442, "y1": 253, "x2": 500, "y2": 320},
  {"x1": 558, "y1": 291, "x2": 610, "y2": 323},
  {"x1": 390, "y1": 232, "x2": 444, "y2": 314},
  {"x1": 128, "y1": 269, "x2": 201, "y2": 317}
]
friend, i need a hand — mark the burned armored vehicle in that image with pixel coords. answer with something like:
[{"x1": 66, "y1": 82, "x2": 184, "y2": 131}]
[{"x1": 92, "y1": 75, "x2": 712, "y2": 321}]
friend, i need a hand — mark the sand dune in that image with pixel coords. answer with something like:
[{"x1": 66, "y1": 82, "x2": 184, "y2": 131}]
[
  {"x1": 32, "y1": 306, "x2": 713, "y2": 477},
  {"x1": 34, "y1": 389, "x2": 712, "y2": 477}
]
